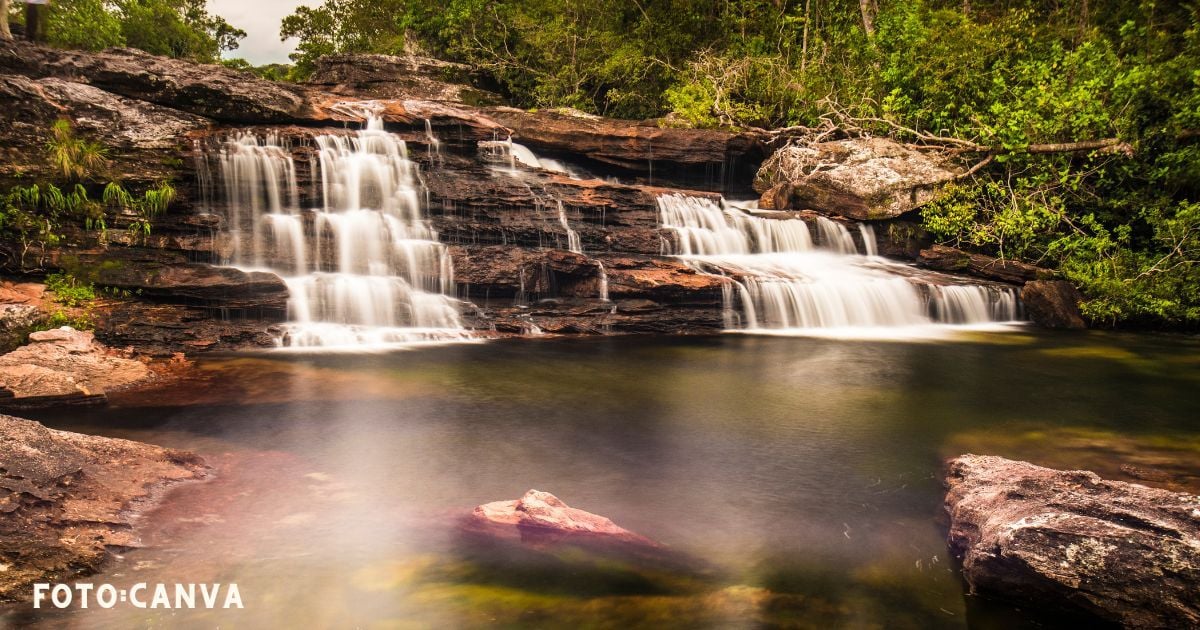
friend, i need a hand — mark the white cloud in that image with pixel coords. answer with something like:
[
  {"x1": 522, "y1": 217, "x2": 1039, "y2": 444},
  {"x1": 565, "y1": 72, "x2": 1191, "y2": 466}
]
[{"x1": 210, "y1": 0, "x2": 318, "y2": 65}]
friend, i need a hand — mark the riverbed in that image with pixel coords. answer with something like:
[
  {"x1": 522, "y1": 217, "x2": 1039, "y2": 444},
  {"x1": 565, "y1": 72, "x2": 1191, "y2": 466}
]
[{"x1": 6, "y1": 329, "x2": 1199, "y2": 628}]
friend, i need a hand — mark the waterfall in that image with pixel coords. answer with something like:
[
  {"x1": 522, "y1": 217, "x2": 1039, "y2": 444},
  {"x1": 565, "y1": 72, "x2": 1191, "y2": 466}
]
[
  {"x1": 212, "y1": 113, "x2": 469, "y2": 349},
  {"x1": 597, "y1": 261, "x2": 609, "y2": 302},
  {"x1": 656, "y1": 193, "x2": 1021, "y2": 336},
  {"x1": 555, "y1": 200, "x2": 583, "y2": 254},
  {"x1": 859, "y1": 224, "x2": 878, "y2": 257}
]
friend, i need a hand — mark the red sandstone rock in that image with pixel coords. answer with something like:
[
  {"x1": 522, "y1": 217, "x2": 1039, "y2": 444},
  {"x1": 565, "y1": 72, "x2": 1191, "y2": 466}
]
[
  {"x1": 473, "y1": 489, "x2": 655, "y2": 546},
  {"x1": 0, "y1": 327, "x2": 150, "y2": 406}
]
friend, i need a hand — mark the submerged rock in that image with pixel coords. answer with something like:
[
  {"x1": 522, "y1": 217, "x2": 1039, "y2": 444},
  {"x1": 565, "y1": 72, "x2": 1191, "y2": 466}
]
[
  {"x1": 1021, "y1": 280, "x2": 1087, "y2": 329},
  {"x1": 472, "y1": 489, "x2": 657, "y2": 547},
  {"x1": 0, "y1": 414, "x2": 207, "y2": 601},
  {"x1": 755, "y1": 138, "x2": 961, "y2": 220},
  {"x1": 944, "y1": 454, "x2": 1200, "y2": 627},
  {"x1": 0, "y1": 327, "x2": 150, "y2": 406}
]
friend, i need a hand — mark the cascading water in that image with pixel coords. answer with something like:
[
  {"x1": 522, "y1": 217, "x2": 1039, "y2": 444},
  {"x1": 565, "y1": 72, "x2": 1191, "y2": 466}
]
[
  {"x1": 554, "y1": 200, "x2": 583, "y2": 254},
  {"x1": 212, "y1": 112, "x2": 469, "y2": 349},
  {"x1": 479, "y1": 138, "x2": 580, "y2": 178},
  {"x1": 657, "y1": 193, "x2": 1021, "y2": 336}
]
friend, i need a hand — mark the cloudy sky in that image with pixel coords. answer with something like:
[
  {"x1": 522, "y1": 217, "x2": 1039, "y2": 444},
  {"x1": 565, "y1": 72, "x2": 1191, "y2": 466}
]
[{"x1": 211, "y1": 0, "x2": 313, "y2": 65}]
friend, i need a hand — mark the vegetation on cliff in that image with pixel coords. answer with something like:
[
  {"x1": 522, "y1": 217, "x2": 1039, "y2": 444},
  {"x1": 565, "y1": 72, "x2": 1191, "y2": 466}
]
[
  {"x1": 1, "y1": 119, "x2": 175, "y2": 269},
  {"x1": 278, "y1": 0, "x2": 1200, "y2": 328},
  {"x1": 3, "y1": 0, "x2": 1198, "y2": 328}
]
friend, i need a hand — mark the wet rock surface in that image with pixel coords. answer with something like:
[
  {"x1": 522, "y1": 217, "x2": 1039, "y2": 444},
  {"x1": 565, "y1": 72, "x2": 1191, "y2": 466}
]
[
  {"x1": 0, "y1": 413, "x2": 207, "y2": 602},
  {"x1": 756, "y1": 138, "x2": 962, "y2": 220},
  {"x1": 1021, "y1": 280, "x2": 1087, "y2": 329},
  {"x1": 0, "y1": 75, "x2": 209, "y2": 185},
  {"x1": 944, "y1": 454, "x2": 1200, "y2": 627},
  {"x1": 473, "y1": 489, "x2": 656, "y2": 546},
  {"x1": 0, "y1": 327, "x2": 150, "y2": 406},
  {"x1": 483, "y1": 107, "x2": 768, "y2": 192}
]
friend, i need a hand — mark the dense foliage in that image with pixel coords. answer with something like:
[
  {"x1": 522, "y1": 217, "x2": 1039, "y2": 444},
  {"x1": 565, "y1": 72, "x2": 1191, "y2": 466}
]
[
  {"x1": 280, "y1": 0, "x2": 1200, "y2": 329},
  {"x1": 5, "y1": 0, "x2": 244, "y2": 62}
]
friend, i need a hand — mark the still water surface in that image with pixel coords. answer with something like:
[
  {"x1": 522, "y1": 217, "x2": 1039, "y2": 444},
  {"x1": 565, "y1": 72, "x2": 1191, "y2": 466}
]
[{"x1": 7, "y1": 330, "x2": 1200, "y2": 628}]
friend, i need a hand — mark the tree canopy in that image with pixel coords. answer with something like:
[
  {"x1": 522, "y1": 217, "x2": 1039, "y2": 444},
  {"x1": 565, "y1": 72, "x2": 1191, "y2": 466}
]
[{"x1": 6, "y1": 0, "x2": 244, "y2": 63}]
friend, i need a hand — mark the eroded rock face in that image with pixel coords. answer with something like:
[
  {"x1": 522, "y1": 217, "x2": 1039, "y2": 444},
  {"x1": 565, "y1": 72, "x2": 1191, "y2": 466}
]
[
  {"x1": 0, "y1": 327, "x2": 150, "y2": 406},
  {"x1": 0, "y1": 41, "x2": 308, "y2": 124},
  {"x1": 472, "y1": 489, "x2": 656, "y2": 547},
  {"x1": 0, "y1": 75, "x2": 210, "y2": 185},
  {"x1": 0, "y1": 414, "x2": 207, "y2": 601},
  {"x1": 0, "y1": 40, "x2": 505, "y2": 140},
  {"x1": 92, "y1": 262, "x2": 289, "y2": 314},
  {"x1": 944, "y1": 454, "x2": 1200, "y2": 627},
  {"x1": 484, "y1": 107, "x2": 767, "y2": 192},
  {"x1": 1021, "y1": 280, "x2": 1087, "y2": 329},
  {"x1": 755, "y1": 138, "x2": 962, "y2": 220},
  {"x1": 307, "y1": 54, "x2": 505, "y2": 105}
]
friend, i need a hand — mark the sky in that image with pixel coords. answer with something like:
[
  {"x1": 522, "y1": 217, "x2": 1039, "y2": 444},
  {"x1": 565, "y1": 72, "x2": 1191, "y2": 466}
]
[{"x1": 210, "y1": 0, "x2": 313, "y2": 65}]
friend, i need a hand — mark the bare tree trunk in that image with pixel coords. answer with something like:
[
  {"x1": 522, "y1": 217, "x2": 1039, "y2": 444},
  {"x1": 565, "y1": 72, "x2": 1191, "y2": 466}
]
[
  {"x1": 800, "y1": 0, "x2": 811, "y2": 74},
  {"x1": 1, "y1": 0, "x2": 12, "y2": 41},
  {"x1": 859, "y1": 0, "x2": 877, "y2": 36}
]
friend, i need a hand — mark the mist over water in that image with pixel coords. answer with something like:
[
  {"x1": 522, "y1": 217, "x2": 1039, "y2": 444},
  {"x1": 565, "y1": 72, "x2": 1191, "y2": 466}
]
[{"x1": 9, "y1": 332, "x2": 1200, "y2": 628}]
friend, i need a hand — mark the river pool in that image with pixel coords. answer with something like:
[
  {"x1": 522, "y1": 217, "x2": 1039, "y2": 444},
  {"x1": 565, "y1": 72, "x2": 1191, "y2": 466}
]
[{"x1": 6, "y1": 329, "x2": 1199, "y2": 628}]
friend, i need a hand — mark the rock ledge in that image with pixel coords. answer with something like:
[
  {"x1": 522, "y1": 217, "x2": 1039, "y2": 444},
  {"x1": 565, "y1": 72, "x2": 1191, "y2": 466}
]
[{"x1": 944, "y1": 454, "x2": 1200, "y2": 627}]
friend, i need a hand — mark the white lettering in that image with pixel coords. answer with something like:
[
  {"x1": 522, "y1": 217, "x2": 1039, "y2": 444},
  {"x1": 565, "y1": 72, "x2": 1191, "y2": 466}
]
[
  {"x1": 129, "y1": 583, "x2": 147, "y2": 608},
  {"x1": 32, "y1": 583, "x2": 49, "y2": 609},
  {"x1": 200, "y1": 583, "x2": 219, "y2": 608},
  {"x1": 151, "y1": 584, "x2": 170, "y2": 608},
  {"x1": 75, "y1": 583, "x2": 93, "y2": 608},
  {"x1": 95, "y1": 584, "x2": 118, "y2": 608},
  {"x1": 50, "y1": 584, "x2": 72, "y2": 608},
  {"x1": 223, "y1": 584, "x2": 243, "y2": 609},
  {"x1": 175, "y1": 583, "x2": 195, "y2": 609}
]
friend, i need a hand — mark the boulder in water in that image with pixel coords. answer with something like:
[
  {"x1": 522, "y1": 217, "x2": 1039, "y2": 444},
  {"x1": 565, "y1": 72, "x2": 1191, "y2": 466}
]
[
  {"x1": 944, "y1": 454, "x2": 1200, "y2": 627},
  {"x1": 1021, "y1": 280, "x2": 1087, "y2": 329},
  {"x1": 0, "y1": 414, "x2": 207, "y2": 601},
  {"x1": 472, "y1": 489, "x2": 657, "y2": 547},
  {"x1": 755, "y1": 137, "x2": 962, "y2": 220}
]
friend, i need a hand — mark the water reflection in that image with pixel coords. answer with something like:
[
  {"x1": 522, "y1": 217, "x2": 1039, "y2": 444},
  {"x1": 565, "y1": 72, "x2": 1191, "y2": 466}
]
[{"x1": 7, "y1": 332, "x2": 1199, "y2": 627}]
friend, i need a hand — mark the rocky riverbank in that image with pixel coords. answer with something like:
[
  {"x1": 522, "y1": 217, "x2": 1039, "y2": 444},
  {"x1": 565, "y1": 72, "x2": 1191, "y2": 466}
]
[
  {"x1": 0, "y1": 414, "x2": 207, "y2": 602},
  {"x1": 944, "y1": 454, "x2": 1200, "y2": 627}
]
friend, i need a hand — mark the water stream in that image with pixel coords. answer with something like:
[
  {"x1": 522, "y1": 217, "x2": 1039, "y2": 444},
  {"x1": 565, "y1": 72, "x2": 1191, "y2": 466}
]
[
  {"x1": 657, "y1": 193, "x2": 1020, "y2": 336},
  {"x1": 214, "y1": 114, "x2": 469, "y2": 349}
]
